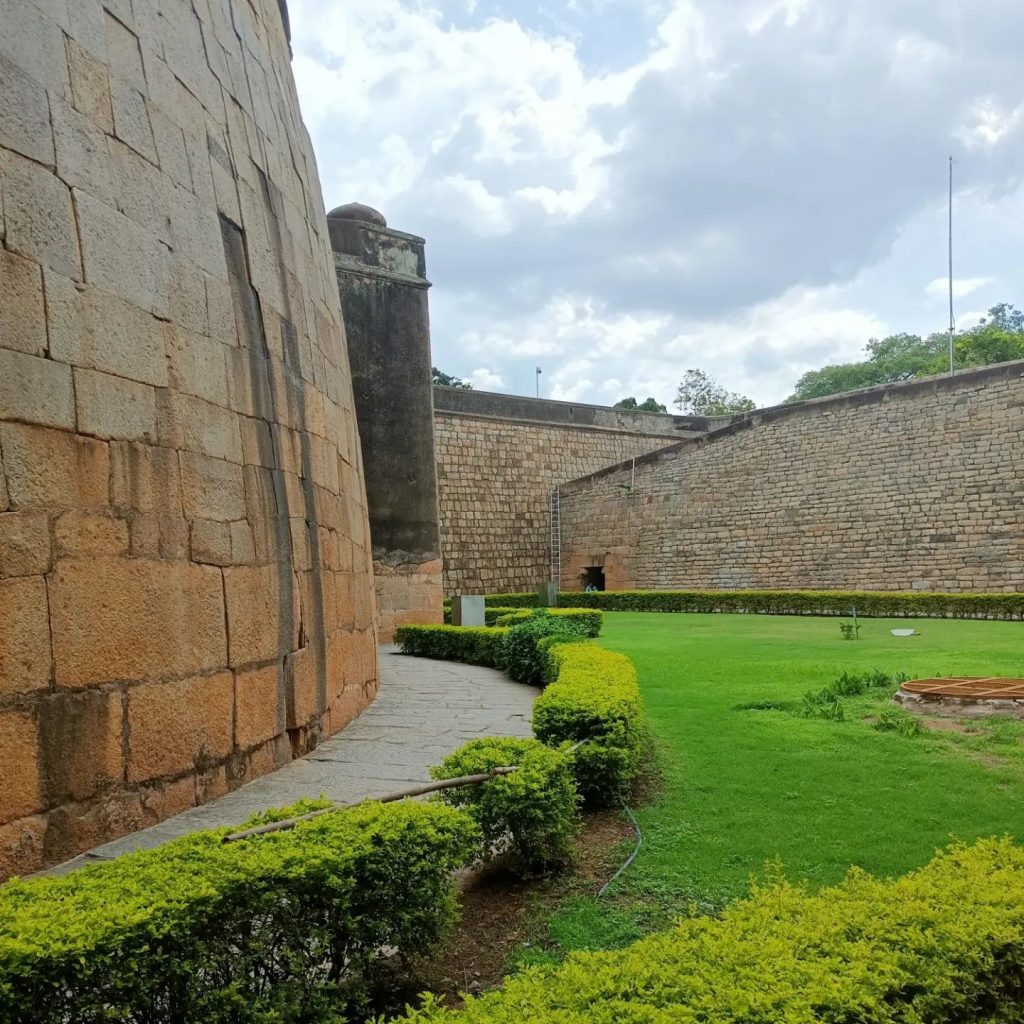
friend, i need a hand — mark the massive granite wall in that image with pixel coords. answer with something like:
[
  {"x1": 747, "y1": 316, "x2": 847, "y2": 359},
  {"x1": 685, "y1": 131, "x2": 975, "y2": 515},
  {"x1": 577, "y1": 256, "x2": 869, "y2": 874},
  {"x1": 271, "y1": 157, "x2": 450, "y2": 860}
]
[
  {"x1": 0, "y1": 0, "x2": 377, "y2": 876},
  {"x1": 434, "y1": 389, "x2": 713, "y2": 594},
  {"x1": 559, "y1": 363, "x2": 1024, "y2": 594}
]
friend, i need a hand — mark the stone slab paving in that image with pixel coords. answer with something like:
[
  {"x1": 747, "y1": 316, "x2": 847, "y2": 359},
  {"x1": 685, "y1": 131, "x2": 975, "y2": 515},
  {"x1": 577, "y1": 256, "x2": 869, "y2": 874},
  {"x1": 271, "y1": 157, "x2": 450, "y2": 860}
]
[{"x1": 53, "y1": 647, "x2": 536, "y2": 872}]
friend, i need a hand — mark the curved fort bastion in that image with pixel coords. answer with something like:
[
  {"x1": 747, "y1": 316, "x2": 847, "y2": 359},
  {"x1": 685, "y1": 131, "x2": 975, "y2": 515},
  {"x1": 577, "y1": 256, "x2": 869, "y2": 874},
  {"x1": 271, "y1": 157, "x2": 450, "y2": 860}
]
[{"x1": 0, "y1": 0, "x2": 377, "y2": 875}]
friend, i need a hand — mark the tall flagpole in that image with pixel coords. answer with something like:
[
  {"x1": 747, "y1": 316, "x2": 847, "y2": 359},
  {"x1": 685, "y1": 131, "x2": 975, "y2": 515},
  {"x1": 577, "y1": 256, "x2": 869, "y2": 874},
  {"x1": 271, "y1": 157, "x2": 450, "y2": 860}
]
[{"x1": 948, "y1": 156, "x2": 955, "y2": 376}]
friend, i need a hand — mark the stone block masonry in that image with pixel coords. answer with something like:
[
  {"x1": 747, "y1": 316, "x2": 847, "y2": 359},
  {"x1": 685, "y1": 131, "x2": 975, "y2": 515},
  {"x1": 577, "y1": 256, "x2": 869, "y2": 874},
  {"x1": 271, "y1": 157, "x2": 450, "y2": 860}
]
[
  {"x1": 433, "y1": 389, "x2": 719, "y2": 594},
  {"x1": 559, "y1": 362, "x2": 1024, "y2": 594},
  {"x1": 0, "y1": 0, "x2": 378, "y2": 877}
]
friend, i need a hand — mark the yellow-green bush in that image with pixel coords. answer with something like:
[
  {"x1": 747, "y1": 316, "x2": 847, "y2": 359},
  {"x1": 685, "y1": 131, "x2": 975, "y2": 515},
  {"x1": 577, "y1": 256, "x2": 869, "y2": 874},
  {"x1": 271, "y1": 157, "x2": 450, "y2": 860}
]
[
  {"x1": 395, "y1": 624, "x2": 508, "y2": 666},
  {"x1": 431, "y1": 737, "x2": 579, "y2": 873},
  {"x1": 532, "y1": 642, "x2": 645, "y2": 805},
  {"x1": 0, "y1": 801, "x2": 479, "y2": 1024},
  {"x1": 477, "y1": 589, "x2": 1024, "y2": 619},
  {"x1": 389, "y1": 837, "x2": 1024, "y2": 1023}
]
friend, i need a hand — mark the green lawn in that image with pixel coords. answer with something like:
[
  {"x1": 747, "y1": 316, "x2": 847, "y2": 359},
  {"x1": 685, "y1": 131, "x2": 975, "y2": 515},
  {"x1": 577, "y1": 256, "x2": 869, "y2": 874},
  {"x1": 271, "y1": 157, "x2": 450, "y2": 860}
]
[{"x1": 525, "y1": 612, "x2": 1024, "y2": 960}]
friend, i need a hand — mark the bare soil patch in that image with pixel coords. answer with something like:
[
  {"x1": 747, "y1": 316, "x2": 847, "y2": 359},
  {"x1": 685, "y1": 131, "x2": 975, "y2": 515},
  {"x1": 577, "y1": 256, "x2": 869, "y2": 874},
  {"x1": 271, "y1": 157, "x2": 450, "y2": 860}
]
[{"x1": 412, "y1": 810, "x2": 634, "y2": 1007}]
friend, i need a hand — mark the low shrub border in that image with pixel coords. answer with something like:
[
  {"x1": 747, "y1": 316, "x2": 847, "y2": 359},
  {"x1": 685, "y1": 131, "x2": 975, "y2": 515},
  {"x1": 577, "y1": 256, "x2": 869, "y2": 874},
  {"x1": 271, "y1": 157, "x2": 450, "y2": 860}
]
[
  {"x1": 0, "y1": 800, "x2": 479, "y2": 1024},
  {"x1": 431, "y1": 737, "x2": 579, "y2": 874},
  {"x1": 533, "y1": 642, "x2": 644, "y2": 805},
  {"x1": 394, "y1": 624, "x2": 508, "y2": 666},
  {"x1": 471, "y1": 589, "x2": 1024, "y2": 619},
  {"x1": 389, "y1": 837, "x2": 1024, "y2": 1023},
  {"x1": 493, "y1": 608, "x2": 603, "y2": 636},
  {"x1": 397, "y1": 622, "x2": 645, "y2": 807}
]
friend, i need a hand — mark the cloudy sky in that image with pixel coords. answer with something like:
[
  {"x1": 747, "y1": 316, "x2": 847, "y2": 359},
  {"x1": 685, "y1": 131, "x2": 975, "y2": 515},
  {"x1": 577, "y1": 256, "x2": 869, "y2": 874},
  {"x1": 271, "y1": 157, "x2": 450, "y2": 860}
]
[{"x1": 288, "y1": 0, "x2": 1024, "y2": 407}]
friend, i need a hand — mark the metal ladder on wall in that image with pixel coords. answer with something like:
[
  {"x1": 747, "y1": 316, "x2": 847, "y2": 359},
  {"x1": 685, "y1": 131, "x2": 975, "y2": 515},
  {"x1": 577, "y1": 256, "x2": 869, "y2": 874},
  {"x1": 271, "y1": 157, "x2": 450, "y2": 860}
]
[{"x1": 549, "y1": 487, "x2": 561, "y2": 586}]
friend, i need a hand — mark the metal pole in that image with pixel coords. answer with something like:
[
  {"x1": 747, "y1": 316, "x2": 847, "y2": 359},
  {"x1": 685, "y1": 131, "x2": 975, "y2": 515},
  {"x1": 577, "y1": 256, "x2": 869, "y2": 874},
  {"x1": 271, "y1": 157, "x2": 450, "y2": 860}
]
[
  {"x1": 536, "y1": 366, "x2": 542, "y2": 397},
  {"x1": 948, "y1": 155, "x2": 955, "y2": 376}
]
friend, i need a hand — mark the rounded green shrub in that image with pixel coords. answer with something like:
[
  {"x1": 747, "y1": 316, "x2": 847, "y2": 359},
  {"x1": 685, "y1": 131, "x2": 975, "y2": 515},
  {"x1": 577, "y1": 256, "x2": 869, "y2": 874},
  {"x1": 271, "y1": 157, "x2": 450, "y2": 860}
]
[
  {"x1": 500, "y1": 612, "x2": 590, "y2": 686},
  {"x1": 431, "y1": 737, "x2": 579, "y2": 874}
]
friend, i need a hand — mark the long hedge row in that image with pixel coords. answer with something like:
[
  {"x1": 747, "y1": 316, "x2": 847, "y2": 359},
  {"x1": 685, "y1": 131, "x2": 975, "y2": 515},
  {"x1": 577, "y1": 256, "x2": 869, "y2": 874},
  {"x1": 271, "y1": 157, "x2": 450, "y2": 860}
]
[
  {"x1": 473, "y1": 588, "x2": 1024, "y2": 619},
  {"x1": 395, "y1": 613, "x2": 644, "y2": 805},
  {"x1": 391, "y1": 837, "x2": 1024, "y2": 1023},
  {"x1": 0, "y1": 800, "x2": 478, "y2": 1024}
]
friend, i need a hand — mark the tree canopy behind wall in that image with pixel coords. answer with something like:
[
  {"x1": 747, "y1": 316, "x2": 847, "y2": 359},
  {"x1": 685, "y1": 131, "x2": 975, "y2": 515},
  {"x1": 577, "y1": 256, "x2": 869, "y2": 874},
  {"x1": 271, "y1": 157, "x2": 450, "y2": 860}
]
[
  {"x1": 788, "y1": 304, "x2": 1024, "y2": 402},
  {"x1": 432, "y1": 367, "x2": 472, "y2": 389}
]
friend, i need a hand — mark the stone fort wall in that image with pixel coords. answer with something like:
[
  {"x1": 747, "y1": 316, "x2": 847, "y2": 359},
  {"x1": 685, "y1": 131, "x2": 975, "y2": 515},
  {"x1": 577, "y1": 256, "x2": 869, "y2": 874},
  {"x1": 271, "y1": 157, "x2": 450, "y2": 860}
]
[
  {"x1": 433, "y1": 388, "x2": 717, "y2": 594},
  {"x1": 0, "y1": 0, "x2": 377, "y2": 876},
  {"x1": 558, "y1": 362, "x2": 1024, "y2": 594}
]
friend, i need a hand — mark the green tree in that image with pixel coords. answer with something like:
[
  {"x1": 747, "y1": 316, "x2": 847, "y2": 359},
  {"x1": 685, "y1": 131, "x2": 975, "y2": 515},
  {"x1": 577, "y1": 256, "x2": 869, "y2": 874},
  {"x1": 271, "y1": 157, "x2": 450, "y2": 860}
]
[
  {"x1": 432, "y1": 367, "x2": 472, "y2": 389},
  {"x1": 614, "y1": 396, "x2": 668, "y2": 413},
  {"x1": 787, "y1": 305, "x2": 1024, "y2": 402},
  {"x1": 674, "y1": 369, "x2": 755, "y2": 416},
  {"x1": 953, "y1": 303, "x2": 1024, "y2": 368}
]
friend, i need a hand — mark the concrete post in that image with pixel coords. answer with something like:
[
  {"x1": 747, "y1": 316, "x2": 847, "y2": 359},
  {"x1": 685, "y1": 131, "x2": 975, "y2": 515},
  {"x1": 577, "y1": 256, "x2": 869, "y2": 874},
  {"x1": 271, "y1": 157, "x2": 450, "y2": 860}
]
[
  {"x1": 538, "y1": 582, "x2": 559, "y2": 607},
  {"x1": 330, "y1": 203, "x2": 443, "y2": 640},
  {"x1": 451, "y1": 596, "x2": 486, "y2": 627}
]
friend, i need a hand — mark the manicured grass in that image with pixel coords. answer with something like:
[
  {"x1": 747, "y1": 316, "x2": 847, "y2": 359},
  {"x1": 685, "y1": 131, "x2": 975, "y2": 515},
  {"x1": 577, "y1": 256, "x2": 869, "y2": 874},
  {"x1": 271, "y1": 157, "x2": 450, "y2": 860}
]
[{"x1": 524, "y1": 612, "x2": 1024, "y2": 961}]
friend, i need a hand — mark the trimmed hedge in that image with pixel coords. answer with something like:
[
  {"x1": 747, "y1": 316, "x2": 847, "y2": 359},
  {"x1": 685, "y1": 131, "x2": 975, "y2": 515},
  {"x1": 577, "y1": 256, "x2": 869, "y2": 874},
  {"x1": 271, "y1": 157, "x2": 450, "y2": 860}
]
[
  {"x1": 390, "y1": 837, "x2": 1024, "y2": 1024},
  {"x1": 533, "y1": 642, "x2": 645, "y2": 806},
  {"x1": 395, "y1": 624, "x2": 508, "y2": 666},
  {"x1": 473, "y1": 589, "x2": 1024, "y2": 619},
  {"x1": 501, "y1": 613, "x2": 593, "y2": 686},
  {"x1": 431, "y1": 737, "x2": 579, "y2": 873},
  {"x1": 0, "y1": 800, "x2": 479, "y2": 1024},
  {"x1": 493, "y1": 608, "x2": 603, "y2": 637}
]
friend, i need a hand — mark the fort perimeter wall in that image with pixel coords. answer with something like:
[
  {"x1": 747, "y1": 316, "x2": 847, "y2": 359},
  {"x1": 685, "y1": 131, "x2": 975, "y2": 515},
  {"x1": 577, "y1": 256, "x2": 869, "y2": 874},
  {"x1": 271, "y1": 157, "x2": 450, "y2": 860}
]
[
  {"x1": 0, "y1": 0, "x2": 377, "y2": 875},
  {"x1": 558, "y1": 362, "x2": 1024, "y2": 594},
  {"x1": 433, "y1": 388, "x2": 718, "y2": 594}
]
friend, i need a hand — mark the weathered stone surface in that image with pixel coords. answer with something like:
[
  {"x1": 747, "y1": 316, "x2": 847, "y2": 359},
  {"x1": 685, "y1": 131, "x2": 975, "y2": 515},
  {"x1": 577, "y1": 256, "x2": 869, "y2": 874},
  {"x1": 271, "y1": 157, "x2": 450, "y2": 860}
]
[
  {"x1": 285, "y1": 646, "x2": 322, "y2": 729},
  {"x1": 66, "y1": 37, "x2": 113, "y2": 132},
  {"x1": 0, "y1": 248, "x2": 46, "y2": 355},
  {"x1": 46, "y1": 274, "x2": 168, "y2": 387},
  {"x1": 0, "y1": 423, "x2": 109, "y2": 510},
  {"x1": 0, "y1": 576, "x2": 51, "y2": 696},
  {"x1": 110, "y1": 441, "x2": 182, "y2": 514},
  {"x1": 0, "y1": 814, "x2": 46, "y2": 878},
  {"x1": 224, "y1": 563, "x2": 290, "y2": 667},
  {"x1": 235, "y1": 663, "x2": 284, "y2": 749},
  {"x1": 0, "y1": 711, "x2": 41, "y2": 823},
  {"x1": 0, "y1": 0, "x2": 376, "y2": 875},
  {"x1": 0, "y1": 149, "x2": 81, "y2": 278},
  {"x1": 74, "y1": 189, "x2": 168, "y2": 316},
  {"x1": 180, "y1": 451, "x2": 246, "y2": 521},
  {"x1": 127, "y1": 671, "x2": 234, "y2": 782},
  {"x1": 0, "y1": 349, "x2": 75, "y2": 430},
  {"x1": 38, "y1": 688, "x2": 123, "y2": 803},
  {"x1": 0, "y1": 50, "x2": 55, "y2": 166},
  {"x1": 50, "y1": 558, "x2": 226, "y2": 687},
  {"x1": 0, "y1": 512, "x2": 50, "y2": 577},
  {"x1": 190, "y1": 518, "x2": 231, "y2": 565},
  {"x1": 75, "y1": 367, "x2": 158, "y2": 442},
  {"x1": 53, "y1": 511, "x2": 129, "y2": 558}
]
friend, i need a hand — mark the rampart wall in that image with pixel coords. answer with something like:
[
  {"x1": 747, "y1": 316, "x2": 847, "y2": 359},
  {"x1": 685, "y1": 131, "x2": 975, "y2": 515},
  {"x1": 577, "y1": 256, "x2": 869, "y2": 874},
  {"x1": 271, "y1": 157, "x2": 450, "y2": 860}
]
[
  {"x1": 433, "y1": 389, "x2": 716, "y2": 594},
  {"x1": 558, "y1": 362, "x2": 1024, "y2": 593},
  {"x1": 0, "y1": 0, "x2": 377, "y2": 875}
]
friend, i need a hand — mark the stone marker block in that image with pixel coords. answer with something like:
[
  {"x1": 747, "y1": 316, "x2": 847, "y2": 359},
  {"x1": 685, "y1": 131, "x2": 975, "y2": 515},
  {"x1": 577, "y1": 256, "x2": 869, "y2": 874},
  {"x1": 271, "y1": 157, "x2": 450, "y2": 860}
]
[
  {"x1": 538, "y1": 582, "x2": 558, "y2": 607},
  {"x1": 451, "y1": 595, "x2": 485, "y2": 626}
]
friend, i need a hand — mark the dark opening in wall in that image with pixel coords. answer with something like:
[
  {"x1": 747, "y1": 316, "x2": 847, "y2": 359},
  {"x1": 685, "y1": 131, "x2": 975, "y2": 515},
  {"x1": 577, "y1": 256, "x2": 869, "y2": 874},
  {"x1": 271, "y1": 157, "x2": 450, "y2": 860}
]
[{"x1": 583, "y1": 566, "x2": 606, "y2": 591}]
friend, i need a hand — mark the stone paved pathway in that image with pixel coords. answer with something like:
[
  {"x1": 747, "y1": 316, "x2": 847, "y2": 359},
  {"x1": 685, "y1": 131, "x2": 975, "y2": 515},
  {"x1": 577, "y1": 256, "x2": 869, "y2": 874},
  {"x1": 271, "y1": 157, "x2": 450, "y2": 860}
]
[{"x1": 55, "y1": 647, "x2": 536, "y2": 871}]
